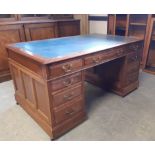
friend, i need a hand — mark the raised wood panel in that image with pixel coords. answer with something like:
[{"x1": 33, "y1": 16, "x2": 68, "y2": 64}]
[
  {"x1": 22, "y1": 72, "x2": 36, "y2": 106},
  {"x1": 34, "y1": 80, "x2": 50, "y2": 121},
  {"x1": 11, "y1": 64, "x2": 25, "y2": 97},
  {"x1": 24, "y1": 23, "x2": 57, "y2": 41},
  {"x1": 0, "y1": 24, "x2": 25, "y2": 71},
  {"x1": 58, "y1": 21, "x2": 80, "y2": 37},
  {"x1": 10, "y1": 61, "x2": 51, "y2": 125}
]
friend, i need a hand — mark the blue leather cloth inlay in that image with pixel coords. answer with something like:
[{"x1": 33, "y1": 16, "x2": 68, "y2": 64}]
[{"x1": 13, "y1": 34, "x2": 137, "y2": 59}]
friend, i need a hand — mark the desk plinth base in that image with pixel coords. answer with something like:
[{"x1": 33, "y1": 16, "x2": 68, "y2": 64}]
[
  {"x1": 111, "y1": 81, "x2": 139, "y2": 97},
  {"x1": 15, "y1": 93, "x2": 87, "y2": 140},
  {"x1": 0, "y1": 71, "x2": 11, "y2": 83}
]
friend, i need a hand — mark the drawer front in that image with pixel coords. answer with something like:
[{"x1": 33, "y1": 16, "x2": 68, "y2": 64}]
[
  {"x1": 84, "y1": 53, "x2": 103, "y2": 66},
  {"x1": 104, "y1": 47, "x2": 125, "y2": 59},
  {"x1": 128, "y1": 42, "x2": 142, "y2": 52},
  {"x1": 49, "y1": 59, "x2": 82, "y2": 78},
  {"x1": 127, "y1": 61, "x2": 140, "y2": 74},
  {"x1": 126, "y1": 72, "x2": 139, "y2": 85},
  {"x1": 51, "y1": 72, "x2": 82, "y2": 92},
  {"x1": 54, "y1": 98, "x2": 83, "y2": 124},
  {"x1": 84, "y1": 47, "x2": 125, "y2": 67},
  {"x1": 127, "y1": 52, "x2": 139, "y2": 64},
  {"x1": 52, "y1": 84, "x2": 82, "y2": 107}
]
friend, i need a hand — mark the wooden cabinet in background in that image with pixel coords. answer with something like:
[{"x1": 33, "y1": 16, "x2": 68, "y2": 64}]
[
  {"x1": 0, "y1": 19, "x2": 80, "y2": 82},
  {"x1": 24, "y1": 22, "x2": 58, "y2": 41},
  {"x1": 57, "y1": 20, "x2": 80, "y2": 37},
  {"x1": 18, "y1": 14, "x2": 50, "y2": 21},
  {"x1": 143, "y1": 18, "x2": 155, "y2": 74},
  {"x1": 108, "y1": 14, "x2": 128, "y2": 36},
  {"x1": 0, "y1": 24, "x2": 25, "y2": 82},
  {"x1": 107, "y1": 14, "x2": 152, "y2": 66},
  {"x1": 0, "y1": 14, "x2": 18, "y2": 21}
]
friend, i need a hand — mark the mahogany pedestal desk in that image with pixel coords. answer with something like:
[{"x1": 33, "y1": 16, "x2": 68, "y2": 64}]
[{"x1": 7, "y1": 34, "x2": 142, "y2": 139}]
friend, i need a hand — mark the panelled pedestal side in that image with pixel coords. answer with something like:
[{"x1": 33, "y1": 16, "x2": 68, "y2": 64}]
[{"x1": 8, "y1": 52, "x2": 53, "y2": 137}]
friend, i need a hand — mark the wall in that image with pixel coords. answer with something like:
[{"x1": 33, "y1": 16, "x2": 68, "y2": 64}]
[{"x1": 89, "y1": 14, "x2": 108, "y2": 34}]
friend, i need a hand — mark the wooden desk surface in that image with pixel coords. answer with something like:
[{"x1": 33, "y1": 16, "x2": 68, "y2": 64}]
[{"x1": 7, "y1": 34, "x2": 141, "y2": 64}]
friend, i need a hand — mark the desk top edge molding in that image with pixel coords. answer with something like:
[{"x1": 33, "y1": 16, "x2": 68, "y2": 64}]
[{"x1": 7, "y1": 34, "x2": 143, "y2": 65}]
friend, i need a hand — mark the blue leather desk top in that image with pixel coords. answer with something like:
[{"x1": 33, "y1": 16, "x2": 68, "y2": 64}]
[{"x1": 11, "y1": 34, "x2": 140, "y2": 60}]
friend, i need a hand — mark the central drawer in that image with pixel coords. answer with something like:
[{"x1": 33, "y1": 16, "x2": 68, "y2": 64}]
[
  {"x1": 52, "y1": 84, "x2": 82, "y2": 107},
  {"x1": 84, "y1": 47, "x2": 126, "y2": 67}
]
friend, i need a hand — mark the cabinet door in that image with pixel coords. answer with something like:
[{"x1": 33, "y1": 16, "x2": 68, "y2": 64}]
[
  {"x1": 57, "y1": 20, "x2": 80, "y2": 37},
  {"x1": 24, "y1": 23, "x2": 57, "y2": 41},
  {"x1": 0, "y1": 24, "x2": 25, "y2": 78}
]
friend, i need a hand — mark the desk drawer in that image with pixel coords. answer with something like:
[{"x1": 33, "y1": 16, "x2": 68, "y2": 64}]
[
  {"x1": 127, "y1": 52, "x2": 139, "y2": 64},
  {"x1": 84, "y1": 48, "x2": 125, "y2": 67},
  {"x1": 126, "y1": 72, "x2": 139, "y2": 85},
  {"x1": 49, "y1": 59, "x2": 82, "y2": 78},
  {"x1": 52, "y1": 84, "x2": 82, "y2": 107},
  {"x1": 84, "y1": 53, "x2": 103, "y2": 66},
  {"x1": 54, "y1": 98, "x2": 83, "y2": 124},
  {"x1": 50, "y1": 72, "x2": 82, "y2": 92},
  {"x1": 128, "y1": 43, "x2": 142, "y2": 52}
]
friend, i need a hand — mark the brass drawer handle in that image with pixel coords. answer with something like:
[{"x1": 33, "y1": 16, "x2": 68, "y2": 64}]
[
  {"x1": 119, "y1": 49, "x2": 124, "y2": 53},
  {"x1": 92, "y1": 56, "x2": 101, "y2": 63},
  {"x1": 116, "y1": 52, "x2": 122, "y2": 56},
  {"x1": 65, "y1": 110, "x2": 74, "y2": 115},
  {"x1": 64, "y1": 92, "x2": 74, "y2": 101},
  {"x1": 116, "y1": 49, "x2": 124, "y2": 56},
  {"x1": 131, "y1": 55, "x2": 138, "y2": 61},
  {"x1": 129, "y1": 45, "x2": 139, "y2": 51},
  {"x1": 63, "y1": 78, "x2": 73, "y2": 87},
  {"x1": 62, "y1": 64, "x2": 73, "y2": 73}
]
